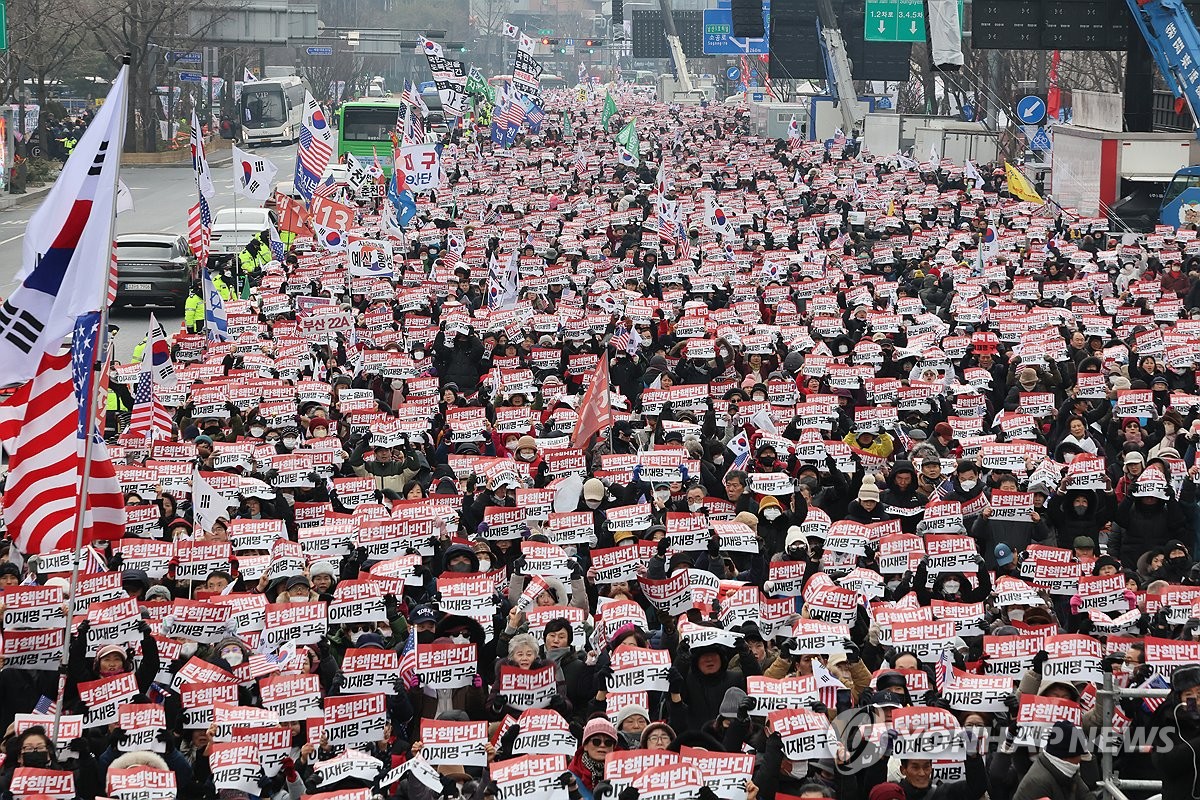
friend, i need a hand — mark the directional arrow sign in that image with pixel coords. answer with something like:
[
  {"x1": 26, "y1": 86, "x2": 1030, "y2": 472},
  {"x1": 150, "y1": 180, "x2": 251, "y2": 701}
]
[
  {"x1": 864, "y1": 0, "x2": 962, "y2": 42},
  {"x1": 702, "y1": 5, "x2": 769, "y2": 54},
  {"x1": 1016, "y1": 96, "x2": 1046, "y2": 124},
  {"x1": 178, "y1": 71, "x2": 203, "y2": 83},
  {"x1": 306, "y1": 45, "x2": 333, "y2": 56}
]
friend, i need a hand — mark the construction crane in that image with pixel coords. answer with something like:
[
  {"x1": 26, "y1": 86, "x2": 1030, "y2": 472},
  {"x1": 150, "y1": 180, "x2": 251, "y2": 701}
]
[
  {"x1": 657, "y1": 0, "x2": 697, "y2": 98},
  {"x1": 1122, "y1": 0, "x2": 1200, "y2": 225},
  {"x1": 815, "y1": 0, "x2": 866, "y2": 134}
]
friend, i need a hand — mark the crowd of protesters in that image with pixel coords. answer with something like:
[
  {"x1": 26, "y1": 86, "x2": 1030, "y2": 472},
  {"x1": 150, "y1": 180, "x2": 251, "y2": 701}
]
[{"x1": 3, "y1": 84, "x2": 1200, "y2": 800}]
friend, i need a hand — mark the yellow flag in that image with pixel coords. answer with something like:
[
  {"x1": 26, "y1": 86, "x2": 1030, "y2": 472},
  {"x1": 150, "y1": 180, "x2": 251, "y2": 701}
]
[{"x1": 1004, "y1": 161, "x2": 1043, "y2": 204}]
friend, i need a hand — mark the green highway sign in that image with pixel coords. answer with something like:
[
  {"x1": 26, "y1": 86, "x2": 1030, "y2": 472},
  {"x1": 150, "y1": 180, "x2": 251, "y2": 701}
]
[
  {"x1": 864, "y1": 0, "x2": 961, "y2": 42},
  {"x1": 538, "y1": 28, "x2": 554, "y2": 35},
  {"x1": 0, "y1": 0, "x2": 8, "y2": 51}
]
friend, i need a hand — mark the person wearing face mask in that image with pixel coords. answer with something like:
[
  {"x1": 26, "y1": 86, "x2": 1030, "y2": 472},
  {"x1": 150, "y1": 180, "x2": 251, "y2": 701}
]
[
  {"x1": 408, "y1": 620, "x2": 489, "y2": 721},
  {"x1": 755, "y1": 494, "x2": 794, "y2": 555},
  {"x1": 1047, "y1": 488, "x2": 1114, "y2": 551},
  {"x1": 282, "y1": 574, "x2": 318, "y2": 602},
  {"x1": 509, "y1": 434, "x2": 545, "y2": 475},
  {"x1": 347, "y1": 436, "x2": 414, "y2": 496},
  {"x1": 1011, "y1": 720, "x2": 1092, "y2": 800},
  {"x1": 933, "y1": 461, "x2": 985, "y2": 520}
]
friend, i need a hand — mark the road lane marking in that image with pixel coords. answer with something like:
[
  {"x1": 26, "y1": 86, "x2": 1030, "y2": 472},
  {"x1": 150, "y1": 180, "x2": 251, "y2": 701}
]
[{"x1": 0, "y1": 232, "x2": 25, "y2": 245}]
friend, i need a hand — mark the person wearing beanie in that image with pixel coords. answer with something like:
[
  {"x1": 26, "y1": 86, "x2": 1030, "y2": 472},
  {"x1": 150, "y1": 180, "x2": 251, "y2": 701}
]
[
  {"x1": 308, "y1": 560, "x2": 338, "y2": 596},
  {"x1": 614, "y1": 704, "x2": 650, "y2": 747},
  {"x1": 1012, "y1": 720, "x2": 1091, "y2": 800},
  {"x1": 868, "y1": 785, "x2": 905, "y2": 800},
  {"x1": 755, "y1": 494, "x2": 794, "y2": 556},
  {"x1": 845, "y1": 477, "x2": 888, "y2": 524},
  {"x1": 639, "y1": 721, "x2": 676, "y2": 750},
  {"x1": 567, "y1": 717, "x2": 619, "y2": 799},
  {"x1": 930, "y1": 421, "x2": 956, "y2": 456}
]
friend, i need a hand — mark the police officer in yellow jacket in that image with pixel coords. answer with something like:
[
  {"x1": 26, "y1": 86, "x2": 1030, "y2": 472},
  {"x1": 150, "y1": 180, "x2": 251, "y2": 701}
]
[
  {"x1": 239, "y1": 237, "x2": 270, "y2": 282},
  {"x1": 131, "y1": 337, "x2": 147, "y2": 364},
  {"x1": 184, "y1": 283, "x2": 204, "y2": 334},
  {"x1": 211, "y1": 271, "x2": 234, "y2": 302}
]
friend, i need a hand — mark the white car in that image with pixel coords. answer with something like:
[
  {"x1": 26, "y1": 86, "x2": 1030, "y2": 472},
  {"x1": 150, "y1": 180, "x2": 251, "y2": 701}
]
[{"x1": 208, "y1": 207, "x2": 278, "y2": 258}]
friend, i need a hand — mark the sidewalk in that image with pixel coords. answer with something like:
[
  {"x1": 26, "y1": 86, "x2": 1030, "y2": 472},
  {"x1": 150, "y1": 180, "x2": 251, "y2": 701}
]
[{"x1": 0, "y1": 181, "x2": 54, "y2": 212}]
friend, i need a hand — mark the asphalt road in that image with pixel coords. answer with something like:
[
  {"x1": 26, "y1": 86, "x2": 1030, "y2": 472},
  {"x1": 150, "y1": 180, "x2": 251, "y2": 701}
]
[{"x1": 0, "y1": 144, "x2": 299, "y2": 362}]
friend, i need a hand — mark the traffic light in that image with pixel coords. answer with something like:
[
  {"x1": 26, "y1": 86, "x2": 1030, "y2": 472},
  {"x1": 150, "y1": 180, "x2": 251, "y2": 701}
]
[
  {"x1": 541, "y1": 37, "x2": 551, "y2": 44},
  {"x1": 585, "y1": 39, "x2": 603, "y2": 46}
]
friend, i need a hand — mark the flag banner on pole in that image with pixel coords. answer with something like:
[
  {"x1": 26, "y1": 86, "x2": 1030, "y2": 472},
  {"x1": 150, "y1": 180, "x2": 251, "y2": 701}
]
[
  {"x1": 202, "y1": 267, "x2": 229, "y2": 341},
  {"x1": 141, "y1": 313, "x2": 176, "y2": 386},
  {"x1": 0, "y1": 349, "x2": 124, "y2": 556},
  {"x1": 190, "y1": 110, "x2": 215, "y2": 200},
  {"x1": 231, "y1": 145, "x2": 278, "y2": 203},
  {"x1": 293, "y1": 92, "x2": 334, "y2": 203},
  {"x1": 0, "y1": 66, "x2": 127, "y2": 384}
]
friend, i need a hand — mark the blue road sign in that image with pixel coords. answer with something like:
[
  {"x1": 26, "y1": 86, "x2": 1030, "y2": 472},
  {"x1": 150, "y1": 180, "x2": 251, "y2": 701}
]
[
  {"x1": 703, "y1": 1, "x2": 770, "y2": 54},
  {"x1": 726, "y1": 66, "x2": 741, "y2": 81},
  {"x1": 306, "y1": 46, "x2": 333, "y2": 56},
  {"x1": 1016, "y1": 95, "x2": 1045, "y2": 125},
  {"x1": 751, "y1": 92, "x2": 765, "y2": 101},
  {"x1": 178, "y1": 71, "x2": 203, "y2": 83},
  {"x1": 169, "y1": 51, "x2": 202, "y2": 64},
  {"x1": 1029, "y1": 126, "x2": 1052, "y2": 151}
]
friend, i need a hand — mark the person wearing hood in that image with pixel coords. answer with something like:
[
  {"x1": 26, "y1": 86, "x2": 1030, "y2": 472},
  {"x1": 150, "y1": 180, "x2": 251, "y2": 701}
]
[
  {"x1": 667, "y1": 632, "x2": 762, "y2": 734},
  {"x1": 843, "y1": 428, "x2": 895, "y2": 458},
  {"x1": 1151, "y1": 665, "x2": 1200, "y2": 799},
  {"x1": 910, "y1": 554, "x2": 990, "y2": 606},
  {"x1": 755, "y1": 494, "x2": 795, "y2": 556},
  {"x1": 439, "y1": 542, "x2": 481, "y2": 576},
  {"x1": 1109, "y1": 465, "x2": 1193, "y2": 568},
  {"x1": 1047, "y1": 487, "x2": 1115, "y2": 551},
  {"x1": 409, "y1": 618, "x2": 489, "y2": 721},
  {"x1": 99, "y1": 738, "x2": 196, "y2": 796},
  {"x1": 880, "y1": 461, "x2": 926, "y2": 533}
]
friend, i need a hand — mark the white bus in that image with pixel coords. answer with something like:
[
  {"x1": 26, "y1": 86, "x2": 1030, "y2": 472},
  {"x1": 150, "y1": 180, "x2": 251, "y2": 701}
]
[{"x1": 240, "y1": 75, "x2": 309, "y2": 145}]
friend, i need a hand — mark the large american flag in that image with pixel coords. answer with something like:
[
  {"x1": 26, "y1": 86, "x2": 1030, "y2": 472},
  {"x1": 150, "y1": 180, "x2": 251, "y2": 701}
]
[
  {"x1": 0, "y1": 325, "x2": 125, "y2": 555},
  {"x1": 501, "y1": 99, "x2": 526, "y2": 128},
  {"x1": 187, "y1": 197, "x2": 211, "y2": 267},
  {"x1": 298, "y1": 122, "x2": 333, "y2": 179},
  {"x1": 126, "y1": 372, "x2": 171, "y2": 440},
  {"x1": 526, "y1": 103, "x2": 546, "y2": 129}
]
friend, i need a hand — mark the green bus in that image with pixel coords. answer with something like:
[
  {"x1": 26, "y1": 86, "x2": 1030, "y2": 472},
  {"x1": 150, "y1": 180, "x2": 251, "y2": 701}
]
[{"x1": 337, "y1": 99, "x2": 401, "y2": 175}]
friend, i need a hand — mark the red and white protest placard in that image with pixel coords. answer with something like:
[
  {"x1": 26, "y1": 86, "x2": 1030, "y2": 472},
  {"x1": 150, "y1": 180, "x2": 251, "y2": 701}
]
[
  {"x1": 415, "y1": 642, "x2": 477, "y2": 689},
  {"x1": 891, "y1": 619, "x2": 958, "y2": 662},
  {"x1": 260, "y1": 673, "x2": 322, "y2": 722},
  {"x1": 117, "y1": 703, "x2": 166, "y2": 752},
  {"x1": 511, "y1": 709, "x2": 577, "y2": 756},
  {"x1": 262, "y1": 601, "x2": 328, "y2": 650},
  {"x1": 1042, "y1": 634, "x2": 1103, "y2": 683},
  {"x1": 341, "y1": 647, "x2": 400, "y2": 695},
  {"x1": 745, "y1": 675, "x2": 821, "y2": 716},
  {"x1": 767, "y1": 709, "x2": 837, "y2": 761},
  {"x1": 634, "y1": 763, "x2": 706, "y2": 800},
  {"x1": 1014, "y1": 694, "x2": 1082, "y2": 747},
  {"x1": 419, "y1": 719, "x2": 489, "y2": 767},
  {"x1": 680, "y1": 747, "x2": 754, "y2": 800},
  {"x1": 10, "y1": 768, "x2": 76, "y2": 799},
  {"x1": 492, "y1": 753, "x2": 569, "y2": 800},
  {"x1": 182, "y1": 681, "x2": 240, "y2": 729},
  {"x1": 604, "y1": 750, "x2": 681, "y2": 791},
  {"x1": 942, "y1": 669, "x2": 1012, "y2": 713},
  {"x1": 497, "y1": 664, "x2": 558, "y2": 710},
  {"x1": 79, "y1": 671, "x2": 138, "y2": 728},
  {"x1": 1, "y1": 585, "x2": 66, "y2": 630},
  {"x1": 107, "y1": 766, "x2": 176, "y2": 800},
  {"x1": 209, "y1": 742, "x2": 261, "y2": 794},
  {"x1": 983, "y1": 634, "x2": 1045, "y2": 679},
  {"x1": 608, "y1": 646, "x2": 671, "y2": 693},
  {"x1": 324, "y1": 693, "x2": 388, "y2": 749},
  {"x1": 890, "y1": 706, "x2": 965, "y2": 760}
]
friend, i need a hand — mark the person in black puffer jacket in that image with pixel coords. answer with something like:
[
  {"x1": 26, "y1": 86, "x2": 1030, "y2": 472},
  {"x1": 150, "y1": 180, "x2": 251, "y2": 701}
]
[
  {"x1": 1046, "y1": 488, "x2": 1115, "y2": 550},
  {"x1": 432, "y1": 328, "x2": 484, "y2": 390},
  {"x1": 1111, "y1": 491, "x2": 1191, "y2": 569},
  {"x1": 880, "y1": 460, "x2": 926, "y2": 533},
  {"x1": 667, "y1": 634, "x2": 761, "y2": 734}
]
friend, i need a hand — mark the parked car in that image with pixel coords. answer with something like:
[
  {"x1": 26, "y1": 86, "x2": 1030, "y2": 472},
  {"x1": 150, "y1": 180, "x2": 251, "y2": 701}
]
[
  {"x1": 114, "y1": 233, "x2": 194, "y2": 310},
  {"x1": 208, "y1": 207, "x2": 278, "y2": 260}
]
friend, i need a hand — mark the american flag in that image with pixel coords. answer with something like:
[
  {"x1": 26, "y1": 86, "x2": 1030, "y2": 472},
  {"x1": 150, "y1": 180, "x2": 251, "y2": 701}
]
[
  {"x1": 399, "y1": 628, "x2": 418, "y2": 684},
  {"x1": 126, "y1": 372, "x2": 171, "y2": 440},
  {"x1": 501, "y1": 98, "x2": 526, "y2": 128},
  {"x1": 1142, "y1": 674, "x2": 1171, "y2": 713},
  {"x1": 187, "y1": 197, "x2": 211, "y2": 267},
  {"x1": 0, "y1": 347, "x2": 125, "y2": 556},
  {"x1": 33, "y1": 695, "x2": 56, "y2": 715},
  {"x1": 934, "y1": 648, "x2": 954, "y2": 693},
  {"x1": 526, "y1": 103, "x2": 546, "y2": 129},
  {"x1": 297, "y1": 94, "x2": 335, "y2": 187},
  {"x1": 611, "y1": 326, "x2": 631, "y2": 353},
  {"x1": 312, "y1": 175, "x2": 339, "y2": 200},
  {"x1": 482, "y1": 208, "x2": 501, "y2": 225},
  {"x1": 443, "y1": 248, "x2": 461, "y2": 270}
]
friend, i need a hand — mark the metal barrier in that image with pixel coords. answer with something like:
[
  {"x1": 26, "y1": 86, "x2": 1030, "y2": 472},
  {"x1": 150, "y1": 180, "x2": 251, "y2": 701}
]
[{"x1": 1096, "y1": 672, "x2": 1170, "y2": 800}]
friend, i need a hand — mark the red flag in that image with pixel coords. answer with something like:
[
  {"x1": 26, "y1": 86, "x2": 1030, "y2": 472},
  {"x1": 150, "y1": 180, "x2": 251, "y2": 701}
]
[{"x1": 571, "y1": 356, "x2": 613, "y2": 448}]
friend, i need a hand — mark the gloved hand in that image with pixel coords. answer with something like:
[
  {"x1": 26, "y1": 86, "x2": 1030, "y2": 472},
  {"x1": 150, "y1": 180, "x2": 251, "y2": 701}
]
[
  {"x1": 1031, "y1": 649, "x2": 1049, "y2": 674},
  {"x1": 472, "y1": 673, "x2": 484, "y2": 689},
  {"x1": 737, "y1": 695, "x2": 756, "y2": 722},
  {"x1": 156, "y1": 730, "x2": 176, "y2": 752},
  {"x1": 668, "y1": 667, "x2": 687, "y2": 695},
  {"x1": 281, "y1": 755, "x2": 299, "y2": 782},
  {"x1": 111, "y1": 727, "x2": 129, "y2": 746},
  {"x1": 618, "y1": 784, "x2": 640, "y2": 800},
  {"x1": 843, "y1": 639, "x2": 860, "y2": 663},
  {"x1": 657, "y1": 538, "x2": 670, "y2": 558}
]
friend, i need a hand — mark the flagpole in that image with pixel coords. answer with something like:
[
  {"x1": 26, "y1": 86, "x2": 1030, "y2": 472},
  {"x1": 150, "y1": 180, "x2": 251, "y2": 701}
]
[{"x1": 53, "y1": 53, "x2": 131, "y2": 738}]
